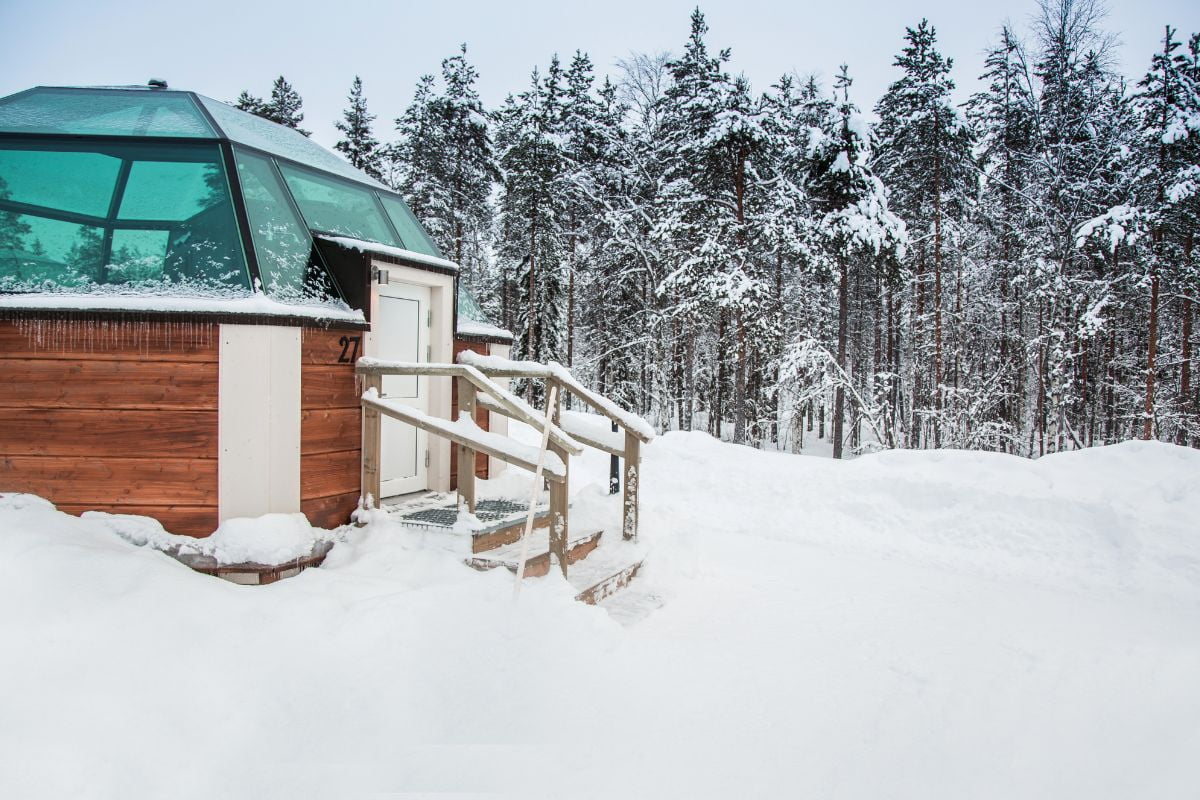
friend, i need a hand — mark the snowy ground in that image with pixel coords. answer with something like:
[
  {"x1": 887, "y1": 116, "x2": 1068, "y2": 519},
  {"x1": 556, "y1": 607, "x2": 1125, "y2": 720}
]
[{"x1": 2, "y1": 430, "x2": 1199, "y2": 798}]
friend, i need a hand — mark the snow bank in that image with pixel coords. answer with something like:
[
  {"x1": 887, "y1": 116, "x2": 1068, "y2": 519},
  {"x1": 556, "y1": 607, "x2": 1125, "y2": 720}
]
[
  {"x1": 202, "y1": 513, "x2": 325, "y2": 564},
  {"x1": 79, "y1": 505, "x2": 327, "y2": 565},
  {"x1": 2, "y1": 439, "x2": 1198, "y2": 798}
]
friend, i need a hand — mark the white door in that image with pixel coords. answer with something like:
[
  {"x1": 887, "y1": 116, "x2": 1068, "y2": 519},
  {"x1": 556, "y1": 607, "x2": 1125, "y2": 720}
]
[{"x1": 377, "y1": 281, "x2": 431, "y2": 497}]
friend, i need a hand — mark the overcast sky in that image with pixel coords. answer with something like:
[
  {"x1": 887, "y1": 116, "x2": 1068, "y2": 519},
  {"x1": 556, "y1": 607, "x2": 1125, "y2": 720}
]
[{"x1": 2, "y1": 0, "x2": 1197, "y2": 150}]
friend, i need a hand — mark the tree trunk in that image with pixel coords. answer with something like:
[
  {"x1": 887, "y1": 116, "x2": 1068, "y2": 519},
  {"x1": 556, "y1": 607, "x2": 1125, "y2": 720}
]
[
  {"x1": 715, "y1": 310, "x2": 726, "y2": 440},
  {"x1": 1105, "y1": 325, "x2": 1116, "y2": 444},
  {"x1": 933, "y1": 154, "x2": 943, "y2": 448},
  {"x1": 833, "y1": 254, "x2": 849, "y2": 459},
  {"x1": 1180, "y1": 233, "x2": 1194, "y2": 446},
  {"x1": 1143, "y1": 268, "x2": 1160, "y2": 440},
  {"x1": 526, "y1": 204, "x2": 538, "y2": 405}
]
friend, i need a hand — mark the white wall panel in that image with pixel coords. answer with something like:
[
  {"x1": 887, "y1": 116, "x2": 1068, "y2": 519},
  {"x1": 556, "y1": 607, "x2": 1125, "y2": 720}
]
[{"x1": 218, "y1": 325, "x2": 301, "y2": 522}]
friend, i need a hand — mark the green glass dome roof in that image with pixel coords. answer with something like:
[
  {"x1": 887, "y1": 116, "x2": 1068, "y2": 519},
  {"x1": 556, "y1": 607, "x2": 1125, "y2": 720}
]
[
  {"x1": 0, "y1": 87, "x2": 216, "y2": 138},
  {"x1": 0, "y1": 84, "x2": 445, "y2": 313},
  {"x1": 0, "y1": 85, "x2": 398, "y2": 191}
]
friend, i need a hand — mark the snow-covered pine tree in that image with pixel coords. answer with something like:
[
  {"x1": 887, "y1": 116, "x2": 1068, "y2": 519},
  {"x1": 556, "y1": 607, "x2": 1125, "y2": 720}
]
[
  {"x1": 804, "y1": 66, "x2": 907, "y2": 458},
  {"x1": 968, "y1": 25, "x2": 1039, "y2": 451},
  {"x1": 495, "y1": 61, "x2": 569, "y2": 402},
  {"x1": 334, "y1": 77, "x2": 384, "y2": 181},
  {"x1": 874, "y1": 19, "x2": 977, "y2": 449},
  {"x1": 558, "y1": 51, "x2": 610, "y2": 382},
  {"x1": 392, "y1": 47, "x2": 497, "y2": 293},
  {"x1": 655, "y1": 9, "x2": 776, "y2": 443},
  {"x1": 1027, "y1": 0, "x2": 1126, "y2": 453},
  {"x1": 1131, "y1": 25, "x2": 1200, "y2": 441}
]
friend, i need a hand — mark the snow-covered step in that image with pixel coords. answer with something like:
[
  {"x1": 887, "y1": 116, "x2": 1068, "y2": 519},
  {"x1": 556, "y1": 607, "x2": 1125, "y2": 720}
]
[
  {"x1": 566, "y1": 546, "x2": 645, "y2": 605},
  {"x1": 470, "y1": 508, "x2": 552, "y2": 553},
  {"x1": 382, "y1": 494, "x2": 554, "y2": 554},
  {"x1": 467, "y1": 529, "x2": 602, "y2": 578}
]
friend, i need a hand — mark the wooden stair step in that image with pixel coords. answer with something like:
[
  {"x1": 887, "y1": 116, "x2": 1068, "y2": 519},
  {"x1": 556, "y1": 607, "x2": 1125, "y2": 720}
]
[
  {"x1": 466, "y1": 529, "x2": 603, "y2": 578},
  {"x1": 471, "y1": 508, "x2": 553, "y2": 553},
  {"x1": 573, "y1": 560, "x2": 643, "y2": 605}
]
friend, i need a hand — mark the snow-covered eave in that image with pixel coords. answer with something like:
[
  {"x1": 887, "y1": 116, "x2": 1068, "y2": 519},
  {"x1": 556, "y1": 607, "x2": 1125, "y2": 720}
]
[
  {"x1": 319, "y1": 235, "x2": 460, "y2": 273},
  {"x1": 0, "y1": 291, "x2": 366, "y2": 324},
  {"x1": 455, "y1": 318, "x2": 514, "y2": 344}
]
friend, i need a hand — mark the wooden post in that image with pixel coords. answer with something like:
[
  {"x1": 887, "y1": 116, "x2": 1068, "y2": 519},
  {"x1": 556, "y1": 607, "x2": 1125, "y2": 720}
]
[
  {"x1": 548, "y1": 379, "x2": 569, "y2": 577},
  {"x1": 622, "y1": 431, "x2": 640, "y2": 541},
  {"x1": 457, "y1": 376, "x2": 477, "y2": 514},
  {"x1": 360, "y1": 373, "x2": 383, "y2": 516},
  {"x1": 609, "y1": 420, "x2": 620, "y2": 494}
]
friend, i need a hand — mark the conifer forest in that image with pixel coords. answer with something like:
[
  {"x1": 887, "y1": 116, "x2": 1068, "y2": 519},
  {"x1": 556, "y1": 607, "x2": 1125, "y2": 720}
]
[{"x1": 244, "y1": 0, "x2": 1200, "y2": 457}]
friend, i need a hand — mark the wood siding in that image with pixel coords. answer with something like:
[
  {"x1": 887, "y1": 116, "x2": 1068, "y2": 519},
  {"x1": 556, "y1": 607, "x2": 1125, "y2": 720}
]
[
  {"x1": 300, "y1": 328, "x2": 363, "y2": 528},
  {"x1": 0, "y1": 319, "x2": 220, "y2": 535},
  {"x1": 451, "y1": 339, "x2": 490, "y2": 489}
]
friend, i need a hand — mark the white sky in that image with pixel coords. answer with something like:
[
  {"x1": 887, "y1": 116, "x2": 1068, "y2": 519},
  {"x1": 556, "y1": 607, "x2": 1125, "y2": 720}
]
[{"x1": 2, "y1": 0, "x2": 1197, "y2": 151}]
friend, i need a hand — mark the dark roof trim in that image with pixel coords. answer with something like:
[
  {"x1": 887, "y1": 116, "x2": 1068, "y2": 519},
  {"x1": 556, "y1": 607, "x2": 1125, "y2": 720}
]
[
  {"x1": 455, "y1": 330, "x2": 514, "y2": 346},
  {"x1": 316, "y1": 236, "x2": 459, "y2": 278},
  {"x1": 0, "y1": 306, "x2": 369, "y2": 330},
  {"x1": 369, "y1": 250, "x2": 459, "y2": 278}
]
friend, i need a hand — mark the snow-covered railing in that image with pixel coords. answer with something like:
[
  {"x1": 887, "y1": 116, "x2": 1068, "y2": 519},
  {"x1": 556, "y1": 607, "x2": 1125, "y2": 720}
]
[
  {"x1": 455, "y1": 351, "x2": 651, "y2": 541},
  {"x1": 455, "y1": 352, "x2": 655, "y2": 443},
  {"x1": 356, "y1": 358, "x2": 590, "y2": 576},
  {"x1": 361, "y1": 391, "x2": 566, "y2": 478}
]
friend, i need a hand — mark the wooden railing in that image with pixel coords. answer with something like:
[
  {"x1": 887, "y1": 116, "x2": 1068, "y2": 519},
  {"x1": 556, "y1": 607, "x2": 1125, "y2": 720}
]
[
  {"x1": 356, "y1": 356, "x2": 651, "y2": 577},
  {"x1": 455, "y1": 352, "x2": 652, "y2": 544}
]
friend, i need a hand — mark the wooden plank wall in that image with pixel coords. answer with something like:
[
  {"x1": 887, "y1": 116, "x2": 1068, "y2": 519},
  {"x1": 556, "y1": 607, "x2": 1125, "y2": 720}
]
[
  {"x1": 450, "y1": 340, "x2": 490, "y2": 490},
  {"x1": 0, "y1": 319, "x2": 220, "y2": 536},
  {"x1": 300, "y1": 328, "x2": 363, "y2": 528}
]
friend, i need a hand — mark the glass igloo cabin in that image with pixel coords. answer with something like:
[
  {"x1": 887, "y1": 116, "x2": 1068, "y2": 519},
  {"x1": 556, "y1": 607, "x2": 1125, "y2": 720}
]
[
  {"x1": 0, "y1": 83, "x2": 442, "y2": 308},
  {"x1": 0, "y1": 84, "x2": 512, "y2": 537}
]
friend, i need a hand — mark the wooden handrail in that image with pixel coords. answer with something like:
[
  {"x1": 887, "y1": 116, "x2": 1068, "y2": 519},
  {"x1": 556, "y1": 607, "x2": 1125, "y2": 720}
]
[
  {"x1": 356, "y1": 359, "x2": 583, "y2": 456},
  {"x1": 358, "y1": 356, "x2": 642, "y2": 544},
  {"x1": 453, "y1": 353, "x2": 654, "y2": 444},
  {"x1": 477, "y1": 393, "x2": 627, "y2": 458},
  {"x1": 362, "y1": 392, "x2": 566, "y2": 482}
]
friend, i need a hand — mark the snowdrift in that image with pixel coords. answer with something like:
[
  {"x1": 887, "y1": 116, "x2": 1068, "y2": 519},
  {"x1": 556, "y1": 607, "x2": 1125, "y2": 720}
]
[{"x1": 1, "y1": 437, "x2": 1198, "y2": 798}]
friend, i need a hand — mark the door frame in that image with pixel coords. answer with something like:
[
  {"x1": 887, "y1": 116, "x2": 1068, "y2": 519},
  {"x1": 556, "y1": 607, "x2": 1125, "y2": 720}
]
[
  {"x1": 376, "y1": 281, "x2": 430, "y2": 497},
  {"x1": 365, "y1": 259, "x2": 456, "y2": 494}
]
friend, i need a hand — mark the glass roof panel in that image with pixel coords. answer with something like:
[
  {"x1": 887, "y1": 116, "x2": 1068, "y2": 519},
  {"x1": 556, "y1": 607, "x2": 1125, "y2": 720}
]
[
  {"x1": 377, "y1": 193, "x2": 444, "y2": 258},
  {"x1": 0, "y1": 146, "x2": 122, "y2": 217},
  {"x1": 457, "y1": 285, "x2": 492, "y2": 323},
  {"x1": 197, "y1": 94, "x2": 388, "y2": 189},
  {"x1": 0, "y1": 88, "x2": 216, "y2": 138},
  {"x1": 278, "y1": 163, "x2": 398, "y2": 246}
]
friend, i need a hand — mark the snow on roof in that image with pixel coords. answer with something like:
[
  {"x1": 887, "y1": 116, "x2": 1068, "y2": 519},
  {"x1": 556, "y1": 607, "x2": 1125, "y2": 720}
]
[
  {"x1": 196, "y1": 93, "x2": 390, "y2": 190},
  {"x1": 320, "y1": 235, "x2": 460, "y2": 272},
  {"x1": 456, "y1": 318, "x2": 513, "y2": 340},
  {"x1": 0, "y1": 289, "x2": 365, "y2": 322}
]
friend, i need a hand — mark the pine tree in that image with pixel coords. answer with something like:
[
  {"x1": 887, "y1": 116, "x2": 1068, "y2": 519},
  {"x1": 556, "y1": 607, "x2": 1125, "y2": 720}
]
[
  {"x1": 1130, "y1": 26, "x2": 1200, "y2": 441},
  {"x1": 235, "y1": 76, "x2": 310, "y2": 136},
  {"x1": 874, "y1": 19, "x2": 977, "y2": 448},
  {"x1": 806, "y1": 66, "x2": 907, "y2": 458},
  {"x1": 392, "y1": 46, "x2": 498, "y2": 291},
  {"x1": 496, "y1": 63, "x2": 568, "y2": 401},
  {"x1": 334, "y1": 76, "x2": 384, "y2": 180},
  {"x1": 968, "y1": 25, "x2": 1039, "y2": 451}
]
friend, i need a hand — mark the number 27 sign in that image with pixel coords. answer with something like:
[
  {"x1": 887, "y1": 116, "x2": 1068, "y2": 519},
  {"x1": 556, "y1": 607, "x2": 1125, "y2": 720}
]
[{"x1": 337, "y1": 335, "x2": 361, "y2": 364}]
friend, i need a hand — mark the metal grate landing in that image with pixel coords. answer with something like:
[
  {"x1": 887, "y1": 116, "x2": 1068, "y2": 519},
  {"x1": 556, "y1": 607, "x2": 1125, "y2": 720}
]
[{"x1": 392, "y1": 498, "x2": 547, "y2": 530}]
